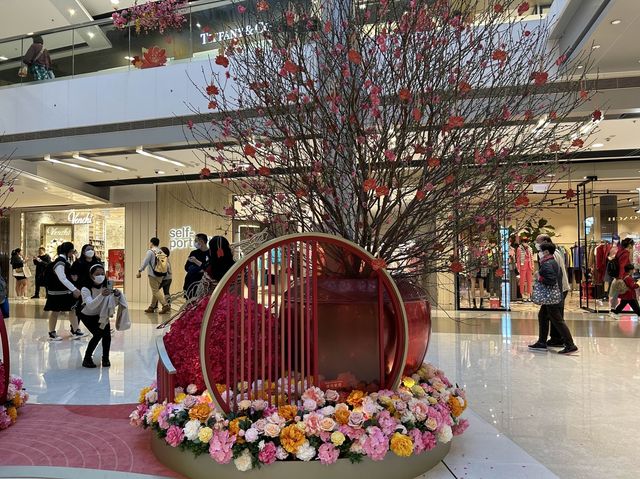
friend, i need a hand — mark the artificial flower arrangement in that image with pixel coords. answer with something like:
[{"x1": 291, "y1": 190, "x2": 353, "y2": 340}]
[
  {"x1": 130, "y1": 363, "x2": 468, "y2": 471},
  {"x1": 0, "y1": 371, "x2": 29, "y2": 431},
  {"x1": 112, "y1": 0, "x2": 187, "y2": 34}
]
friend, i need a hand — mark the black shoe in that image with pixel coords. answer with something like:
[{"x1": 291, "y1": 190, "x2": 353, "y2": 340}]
[
  {"x1": 82, "y1": 359, "x2": 97, "y2": 368},
  {"x1": 102, "y1": 358, "x2": 111, "y2": 367},
  {"x1": 558, "y1": 345, "x2": 578, "y2": 355},
  {"x1": 528, "y1": 342, "x2": 548, "y2": 351},
  {"x1": 546, "y1": 340, "x2": 564, "y2": 347},
  {"x1": 30, "y1": 296, "x2": 38, "y2": 299}
]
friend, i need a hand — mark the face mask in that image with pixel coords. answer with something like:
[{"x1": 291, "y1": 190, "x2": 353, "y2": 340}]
[
  {"x1": 85, "y1": 250, "x2": 95, "y2": 258},
  {"x1": 93, "y1": 275, "x2": 105, "y2": 284},
  {"x1": 535, "y1": 243, "x2": 541, "y2": 251}
]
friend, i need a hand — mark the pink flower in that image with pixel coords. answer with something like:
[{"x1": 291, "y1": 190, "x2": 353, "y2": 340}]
[
  {"x1": 304, "y1": 412, "x2": 324, "y2": 435},
  {"x1": 0, "y1": 408, "x2": 11, "y2": 430},
  {"x1": 158, "y1": 409, "x2": 171, "y2": 430},
  {"x1": 209, "y1": 430, "x2": 236, "y2": 464},
  {"x1": 422, "y1": 431, "x2": 437, "y2": 451},
  {"x1": 384, "y1": 149, "x2": 397, "y2": 161},
  {"x1": 325, "y1": 389, "x2": 340, "y2": 402},
  {"x1": 9, "y1": 375, "x2": 23, "y2": 390},
  {"x1": 361, "y1": 426, "x2": 389, "y2": 461},
  {"x1": 452, "y1": 419, "x2": 469, "y2": 436},
  {"x1": 303, "y1": 398, "x2": 318, "y2": 412},
  {"x1": 410, "y1": 401, "x2": 430, "y2": 421},
  {"x1": 377, "y1": 410, "x2": 398, "y2": 436},
  {"x1": 258, "y1": 441, "x2": 277, "y2": 464},
  {"x1": 302, "y1": 386, "x2": 326, "y2": 407},
  {"x1": 409, "y1": 429, "x2": 425, "y2": 455},
  {"x1": 318, "y1": 443, "x2": 340, "y2": 465},
  {"x1": 348, "y1": 411, "x2": 365, "y2": 428},
  {"x1": 165, "y1": 425, "x2": 184, "y2": 447}
]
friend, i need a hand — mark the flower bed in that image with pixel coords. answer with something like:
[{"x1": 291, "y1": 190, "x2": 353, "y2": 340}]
[
  {"x1": 0, "y1": 371, "x2": 28, "y2": 430},
  {"x1": 131, "y1": 363, "x2": 467, "y2": 472}
]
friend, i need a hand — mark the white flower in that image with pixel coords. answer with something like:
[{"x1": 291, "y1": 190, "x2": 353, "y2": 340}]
[
  {"x1": 362, "y1": 397, "x2": 381, "y2": 416},
  {"x1": 245, "y1": 427, "x2": 259, "y2": 443},
  {"x1": 349, "y1": 441, "x2": 364, "y2": 454},
  {"x1": 234, "y1": 449, "x2": 254, "y2": 472},
  {"x1": 425, "y1": 417, "x2": 438, "y2": 431},
  {"x1": 319, "y1": 405, "x2": 335, "y2": 416},
  {"x1": 437, "y1": 425, "x2": 453, "y2": 443},
  {"x1": 254, "y1": 418, "x2": 267, "y2": 433},
  {"x1": 186, "y1": 384, "x2": 198, "y2": 394},
  {"x1": 252, "y1": 399, "x2": 268, "y2": 411},
  {"x1": 7, "y1": 384, "x2": 16, "y2": 400},
  {"x1": 325, "y1": 389, "x2": 340, "y2": 402},
  {"x1": 400, "y1": 410, "x2": 416, "y2": 424},
  {"x1": 276, "y1": 446, "x2": 289, "y2": 460},
  {"x1": 238, "y1": 399, "x2": 252, "y2": 410},
  {"x1": 183, "y1": 419, "x2": 201, "y2": 441},
  {"x1": 303, "y1": 398, "x2": 318, "y2": 412},
  {"x1": 258, "y1": 440, "x2": 265, "y2": 451},
  {"x1": 295, "y1": 441, "x2": 316, "y2": 461}
]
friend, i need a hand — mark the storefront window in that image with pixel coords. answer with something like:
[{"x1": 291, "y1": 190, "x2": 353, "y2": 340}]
[{"x1": 22, "y1": 207, "x2": 125, "y2": 290}]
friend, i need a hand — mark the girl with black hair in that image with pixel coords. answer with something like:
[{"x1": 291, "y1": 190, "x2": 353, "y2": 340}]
[
  {"x1": 70, "y1": 244, "x2": 103, "y2": 288},
  {"x1": 45, "y1": 242, "x2": 85, "y2": 341},
  {"x1": 205, "y1": 236, "x2": 235, "y2": 281},
  {"x1": 10, "y1": 248, "x2": 28, "y2": 300},
  {"x1": 78, "y1": 264, "x2": 119, "y2": 368}
]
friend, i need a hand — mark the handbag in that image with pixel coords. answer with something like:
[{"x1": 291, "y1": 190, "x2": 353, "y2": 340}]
[
  {"x1": 18, "y1": 45, "x2": 45, "y2": 78},
  {"x1": 115, "y1": 306, "x2": 131, "y2": 331},
  {"x1": 532, "y1": 281, "x2": 562, "y2": 305},
  {"x1": 22, "y1": 265, "x2": 32, "y2": 279},
  {"x1": 610, "y1": 278, "x2": 628, "y2": 297},
  {"x1": 12, "y1": 267, "x2": 24, "y2": 277}
]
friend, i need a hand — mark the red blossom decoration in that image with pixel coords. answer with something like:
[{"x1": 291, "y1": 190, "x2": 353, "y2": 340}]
[
  {"x1": 572, "y1": 138, "x2": 584, "y2": 148},
  {"x1": 531, "y1": 71, "x2": 548, "y2": 85},
  {"x1": 450, "y1": 261, "x2": 464, "y2": 273},
  {"x1": 199, "y1": 167, "x2": 211, "y2": 178},
  {"x1": 258, "y1": 166, "x2": 271, "y2": 176},
  {"x1": 140, "y1": 46, "x2": 167, "y2": 68},
  {"x1": 495, "y1": 268, "x2": 504, "y2": 278},
  {"x1": 492, "y1": 49, "x2": 507, "y2": 63},
  {"x1": 415, "y1": 190, "x2": 426, "y2": 201},
  {"x1": 347, "y1": 49, "x2": 362, "y2": 64},
  {"x1": 427, "y1": 157, "x2": 440, "y2": 169},
  {"x1": 375, "y1": 185, "x2": 390, "y2": 197},
  {"x1": 215, "y1": 55, "x2": 229, "y2": 68},
  {"x1": 445, "y1": 115, "x2": 465, "y2": 130},
  {"x1": 186, "y1": 120, "x2": 194, "y2": 130},
  {"x1": 398, "y1": 88, "x2": 411, "y2": 102},
  {"x1": 565, "y1": 188, "x2": 576, "y2": 199},
  {"x1": 363, "y1": 178, "x2": 377, "y2": 192},
  {"x1": 283, "y1": 60, "x2": 299, "y2": 74},
  {"x1": 371, "y1": 258, "x2": 387, "y2": 271},
  {"x1": 223, "y1": 206, "x2": 236, "y2": 217},
  {"x1": 412, "y1": 108, "x2": 423, "y2": 121},
  {"x1": 257, "y1": 0, "x2": 270, "y2": 12},
  {"x1": 243, "y1": 144, "x2": 257, "y2": 156},
  {"x1": 580, "y1": 90, "x2": 589, "y2": 100},
  {"x1": 517, "y1": 2, "x2": 530, "y2": 15},
  {"x1": 592, "y1": 109, "x2": 602, "y2": 121},
  {"x1": 493, "y1": 4, "x2": 504, "y2": 13},
  {"x1": 207, "y1": 100, "x2": 218, "y2": 110},
  {"x1": 514, "y1": 194, "x2": 530, "y2": 207},
  {"x1": 458, "y1": 81, "x2": 472, "y2": 94}
]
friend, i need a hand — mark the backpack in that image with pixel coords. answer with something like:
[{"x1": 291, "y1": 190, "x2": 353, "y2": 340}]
[
  {"x1": 43, "y1": 258, "x2": 62, "y2": 289},
  {"x1": 152, "y1": 249, "x2": 168, "y2": 277},
  {"x1": 606, "y1": 257, "x2": 619, "y2": 279}
]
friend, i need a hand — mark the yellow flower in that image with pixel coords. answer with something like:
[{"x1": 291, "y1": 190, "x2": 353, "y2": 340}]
[
  {"x1": 280, "y1": 424, "x2": 306, "y2": 453},
  {"x1": 402, "y1": 377, "x2": 416, "y2": 388},
  {"x1": 229, "y1": 416, "x2": 247, "y2": 443},
  {"x1": 334, "y1": 408, "x2": 350, "y2": 425},
  {"x1": 448, "y1": 395, "x2": 466, "y2": 417},
  {"x1": 390, "y1": 432, "x2": 414, "y2": 457},
  {"x1": 12, "y1": 394, "x2": 23, "y2": 408},
  {"x1": 198, "y1": 426, "x2": 213, "y2": 443},
  {"x1": 138, "y1": 386, "x2": 152, "y2": 404},
  {"x1": 278, "y1": 405, "x2": 298, "y2": 422},
  {"x1": 411, "y1": 385, "x2": 426, "y2": 398},
  {"x1": 189, "y1": 403, "x2": 211, "y2": 422},
  {"x1": 151, "y1": 404, "x2": 163, "y2": 423},
  {"x1": 346, "y1": 390, "x2": 366, "y2": 407},
  {"x1": 330, "y1": 431, "x2": 345, "y2": 446},
  {"x1": 175, "y1": 393, "x2": 187, "y2": 404},
  {"x1": 202, "y1": 390, "x2": 213, "y2": 403},
  {"x1": 7, "y1": 407, "x2": 17, "y2": 422}
]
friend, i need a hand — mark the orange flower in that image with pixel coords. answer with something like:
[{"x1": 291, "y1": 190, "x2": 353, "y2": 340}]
[
  {"x1": 375, "y1": 185, "x2": 390, "y2": 197},
  {"x1": 278, "y1": 405, "x2": 298, "y2": 421},
  {"x1": 347, "y1": 390, "x2": 366, "y2": 407},
  {"x1": 334, "y1": 408, "x2": 350, "y2": 425},
  {"x1": 12, "y1": 394, "x2": 23, "y2": 408},
  {"x1": 347, "y1": 49, "x2": 362, "y2": 65},
  {"x1": 280, "y1": 424, "x2": 306, "y2": 453},
  {"x1": 448, "y1": 395, "x2": 466, "y2": 417},
  {"x1": 188, "y1": 403, "x2": 211, "y2": 422},
  {"x1": 7, "y1": 407, "x2": 17, "y2": 423}
]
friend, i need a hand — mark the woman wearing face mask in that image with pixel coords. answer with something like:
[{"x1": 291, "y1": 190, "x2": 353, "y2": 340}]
[
  {"x1": 78, "y1": 264, "x2": 128, "y2": 368},
  {"x1": 71, "y1": 244, "x2": 103, "y2": 288},
  {"x1": 45, "y1": 242, "x2": 84, "y2": 341}
]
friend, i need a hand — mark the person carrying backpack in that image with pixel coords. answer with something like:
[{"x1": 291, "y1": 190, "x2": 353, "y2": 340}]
[{"x1": 136, "y1": 237, "x2": 170, "y2": 314}]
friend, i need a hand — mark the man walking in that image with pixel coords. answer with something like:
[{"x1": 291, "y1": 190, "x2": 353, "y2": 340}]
[
  {"x1": 136, "y1": 237, "x2": 170, "y2": 314},
  {"x1": 536, "y1": 234, "x2": 571, "y2": 347}
]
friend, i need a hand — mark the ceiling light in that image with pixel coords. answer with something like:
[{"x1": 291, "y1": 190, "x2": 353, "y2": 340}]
[
  {"x1": 27, "y1": 32, "x2": 34, "y2": 35},
  {"x1": 611, "y1": 19, "x2": 622, "y2": 25},
  {"x1": 577, "y1": 65, "x2": 584, "y2": 69},
  {"x1": 0, "y1": 56, "x2": 7, "y2": 61},
  {"x1": 591, "y1": 143, "x2": 604, "y2": 148},
  {"x1": 196, "y1": 22, "x2": 201, "y2": 28},
  {"x1": 68, "y1": 8, "x2": 76, "y2": 16},
  {"x1": 155, "y1": 170, "x2": 166, "y2": 175},
  {"x1": 592, "y1": 44, "x2": 600, "y2": 49},
  {"x1": 111, "y1": 0, "x2": 120, "y2": 4},
  {"x1": 44, "y1": 155, "x2": 103, "y2": 173},
  {"x1": 72, "y1": 153, "x2": 130, "y2": 171},
  {"x1": 87, "y1": 32, "x2": 95, "y2": 38},
  {"x1": 124, "y1": 56, "x2": 134, "y2": 60},
  {"x1": 136, "y1": 147, "x2": 186, "y2": 167}
]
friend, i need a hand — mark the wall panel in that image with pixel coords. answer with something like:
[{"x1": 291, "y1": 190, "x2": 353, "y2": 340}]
[{"x1": 125, "y1": 201, "x2": 157, "y2": 305}]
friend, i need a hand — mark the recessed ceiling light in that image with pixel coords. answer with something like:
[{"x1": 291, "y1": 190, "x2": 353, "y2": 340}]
[
  {"x1": 87, "y1": 32, "x2": 95, "y2": 38},
  {"x1": 68, "y1": 8, "x2": 76, "y2": 16},
  {"x1": 196, "y1": 22, "x2": 201, "y2": 28},
  {"x1": 156, "y1": 170, "x2": 166, "y2": 175},
  {"x1": 591, "y1": 143, "x2": 604, "y2": 148},
  {"x1": 136, "y1": 147, "x2": 186, "y2": 167},
  {"x1": 592, "y1": 44, "x2": 600, "y2": 49},
  {"x1": 73, "y1": 153, "x2": 130, "y2": 171},
  {"x1": 44, "y1": 155, "x2": 103, "y2": 173},
  {"x1": 124, "y1": 56, "x2": 134, "y2": 60},
  {"x1": 111, "y1": 0, "x2": 120, "y2": 4},
  {"x1": 611, "y1": 19, "x2": 622, "y2": 25},
  {"x1": 577, "y1": 65, "x2": 584, "y2": 69},
  {"x1": 27, "y1": 32, "x2": 34, "y2": 35},
  {"x1": 0, "y1": 56, "x2": 7, "y2": 61},
  {"x1": 44, "y1": 186, "x2": 48, "y2": 190}
]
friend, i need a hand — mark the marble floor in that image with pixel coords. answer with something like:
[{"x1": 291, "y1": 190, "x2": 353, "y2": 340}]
[{"x1": 2, "y1": 298, "x2": 638, "y2": 478}]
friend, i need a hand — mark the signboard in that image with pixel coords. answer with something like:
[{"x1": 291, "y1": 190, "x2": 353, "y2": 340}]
[
  {"x1": 68, "y1": 211, "x2": 93, "y2": 225},
  {"x1": 200, "y1": 22, "x2": 268, "y2": 45},
  {"x1": 169, "y1": 226, "x2": 195, "y2": 250},
  {"x1": 42, "y1": 224, "x2": 74, "y2": 258},
  {"x1": 108, "y1": 249, "x2": 125, "y2": 287}
]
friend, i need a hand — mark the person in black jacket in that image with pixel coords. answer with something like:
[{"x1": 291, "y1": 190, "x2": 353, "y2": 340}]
[
  {"x1": 10, "y1": 248, "x2": 28, "y2": 300},
  {"x1": 529, "y1": 243, "x2": 578, "y2": 355},
  {"x1": 205, "y1": 236, "x2": 235, "y2": 281},
  {"x1": 183, "y1": 233, "x2": 210, "y2": 298},
  {"x1": 70, "y1": 244, "x2": 103, "y2": 288},
  {"x1": 31, "y1": 247, "x2": 51, "y2": 299}
]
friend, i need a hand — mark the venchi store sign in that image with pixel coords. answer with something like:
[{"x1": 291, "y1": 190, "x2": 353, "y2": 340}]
[
  {"x1": 200, "y1": 22, "x2": 268, "y2": 45},
  {"x1": 608, "y1": 216, "x2": 640, "y2": 222}
]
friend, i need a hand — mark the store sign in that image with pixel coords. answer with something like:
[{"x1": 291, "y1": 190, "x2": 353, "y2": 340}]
[
  {"x1": 68, "y1": 211, "x2": 93, "y2": 225},
  {"x1": 169, "y1": 225, "x2": 195, "y2": 250},
  {"x1": 200, "y1": 22, "x2": 268, "y2": 45},
  {"x1": 608, "y1": 216, "x2": 640, "y2": 222}
]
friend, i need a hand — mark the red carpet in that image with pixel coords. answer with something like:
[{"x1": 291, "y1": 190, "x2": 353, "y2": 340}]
[{"x1": 0, "y1": 404, "x2": 184, "y2": 478}]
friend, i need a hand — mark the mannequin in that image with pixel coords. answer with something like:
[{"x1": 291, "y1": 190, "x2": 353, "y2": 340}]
[{"x1": 517, "y1": 238, "x2": 534, "y2": 301}]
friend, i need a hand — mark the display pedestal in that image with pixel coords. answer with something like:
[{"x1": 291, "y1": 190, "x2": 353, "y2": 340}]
[{"x1": 151, "y1": 434, "x2": 450, "y2": 479}]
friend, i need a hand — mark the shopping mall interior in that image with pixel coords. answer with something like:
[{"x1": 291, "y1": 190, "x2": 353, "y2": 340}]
[{"x1": 1, "y1": 0, "x2": 640, "y2": 478}]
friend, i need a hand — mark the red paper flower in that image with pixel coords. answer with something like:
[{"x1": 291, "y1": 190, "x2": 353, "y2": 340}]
[
  {"x1": 375, "y1": 185, "x2": 390, "y2": 197},
  {"x1": 514, "y1": 194, "x2": 529, "y2": 207},
  {"x1": 257, "y1": 0, "x2": 270, "y2": 12},
  {"x1": 258, "y1": 166, "x2": 271, "y2": 176},
  {"x1": 555, "y1": 54, "x2": 567, "y2": 66},
  {"x1": 283, "y1": 60, "x2": 299, "y2": 74},
  {"x1": 427, "y1": 157, "x2": 440, "y2": 168},
  {"x1": 495, "y1": 268, "x2": 504, "y2": 278},
  {"x1": 580, "y1": 89, "x2": 589, "y2": 100},
  {"x1": 398, "y1": 88, "x2": 411, "y2": 102},
  {"x1": 347, "y1": 49, "x2": 362, "y2": 64},
  {"x1": 141, "y1": 46, "x2": 167, "y2": 68},
  {"x1": 446, "y1": 115, "x2": 465, "y2": 130},
  {"x1": 215, "y1": 55, "x2": 229, "y2": 68},
  {"x1": 199, "y1": 167, "x2": 211, "y2": 178},
  {"x1": 207, "y1": 100, "x2": 218, "y2": 110},
  {"x1": 592, "y1": 109, "x2": 602, "y2": 121},
  {"x1": 517, "y1": 2, "x2": 530, "y2": 15},
  {"x1": 565, "y1": 188, "x2": 576, "y2": 199},
  {"x1": 549, "y1": 143, "x2": 561, "y2": 152},
  {"x1": 186, "y1": 120, "x2": 194, "y2": 130},
  {"x1": 371, "y1": 258, "x2": 387, "y2": 271},
  {"x1": 524, "y1": 109, "x2": 533, "y2": 120},
  {"x1": 450, "y1": 261, "x2": 464, "y2": 273},
  {"x1": 458, "y1": 81, "x2": 472, "y2": 94},
  {"x1": 223, "y1": 206, "x2": 236, "y2": 216},
  {"x1": 412, "y1": 108, "x2": 423, "y2": 121},
  {"x1": 531, "y1": 71, "x2": 548, "y2": 85},
  {"x1": 493, "y1": 4, "x2": 504, "y2": 13},
  {"x1": 243, "y1": 144, "x2": 257, "y2": 156},
  {"x1": 416, "y1": 190, "x2": 426, "y2": 201},
  {"x1": 445, "y1": 174, "x2": 455, "y2": 185},
  {"x1": 572, "y1": 138, "x2": 584, "y2": 148},
  {"x1": 363, "y1": 178, "x2": 377, "y2": 192},
  {"x1": 492, "y1": 49, "x2": 507, "y2": 63}
]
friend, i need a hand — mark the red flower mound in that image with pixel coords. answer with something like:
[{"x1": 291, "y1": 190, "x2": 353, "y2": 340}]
[{"x1": 163, "y1": 294, "x2": 278, "y2": 392}]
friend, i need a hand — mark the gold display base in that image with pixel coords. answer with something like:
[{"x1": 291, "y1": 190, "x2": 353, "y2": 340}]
[{"x1": 151, "y1": 435, "x2": 451, "y2": 479}]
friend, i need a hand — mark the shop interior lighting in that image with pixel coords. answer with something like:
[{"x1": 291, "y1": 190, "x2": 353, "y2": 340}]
[
  {"x1": 136, "y1": 147, "x2": 186, "y2": 167},
  {"x1": 72, "y1": 153, "x2": 130, "y2": 171},
  {"x1": 611, "y1": 19, "x2": 622, "y2": 25},
  {"x1": 44, "y1": 154, "x2": 103, "y2": 173},
  {"x1": 68, "y1": 8, "x2": 76, "y2": 16},
  {"x1": 124, "y1": 56, "x2": 134, "y2": 60}
]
